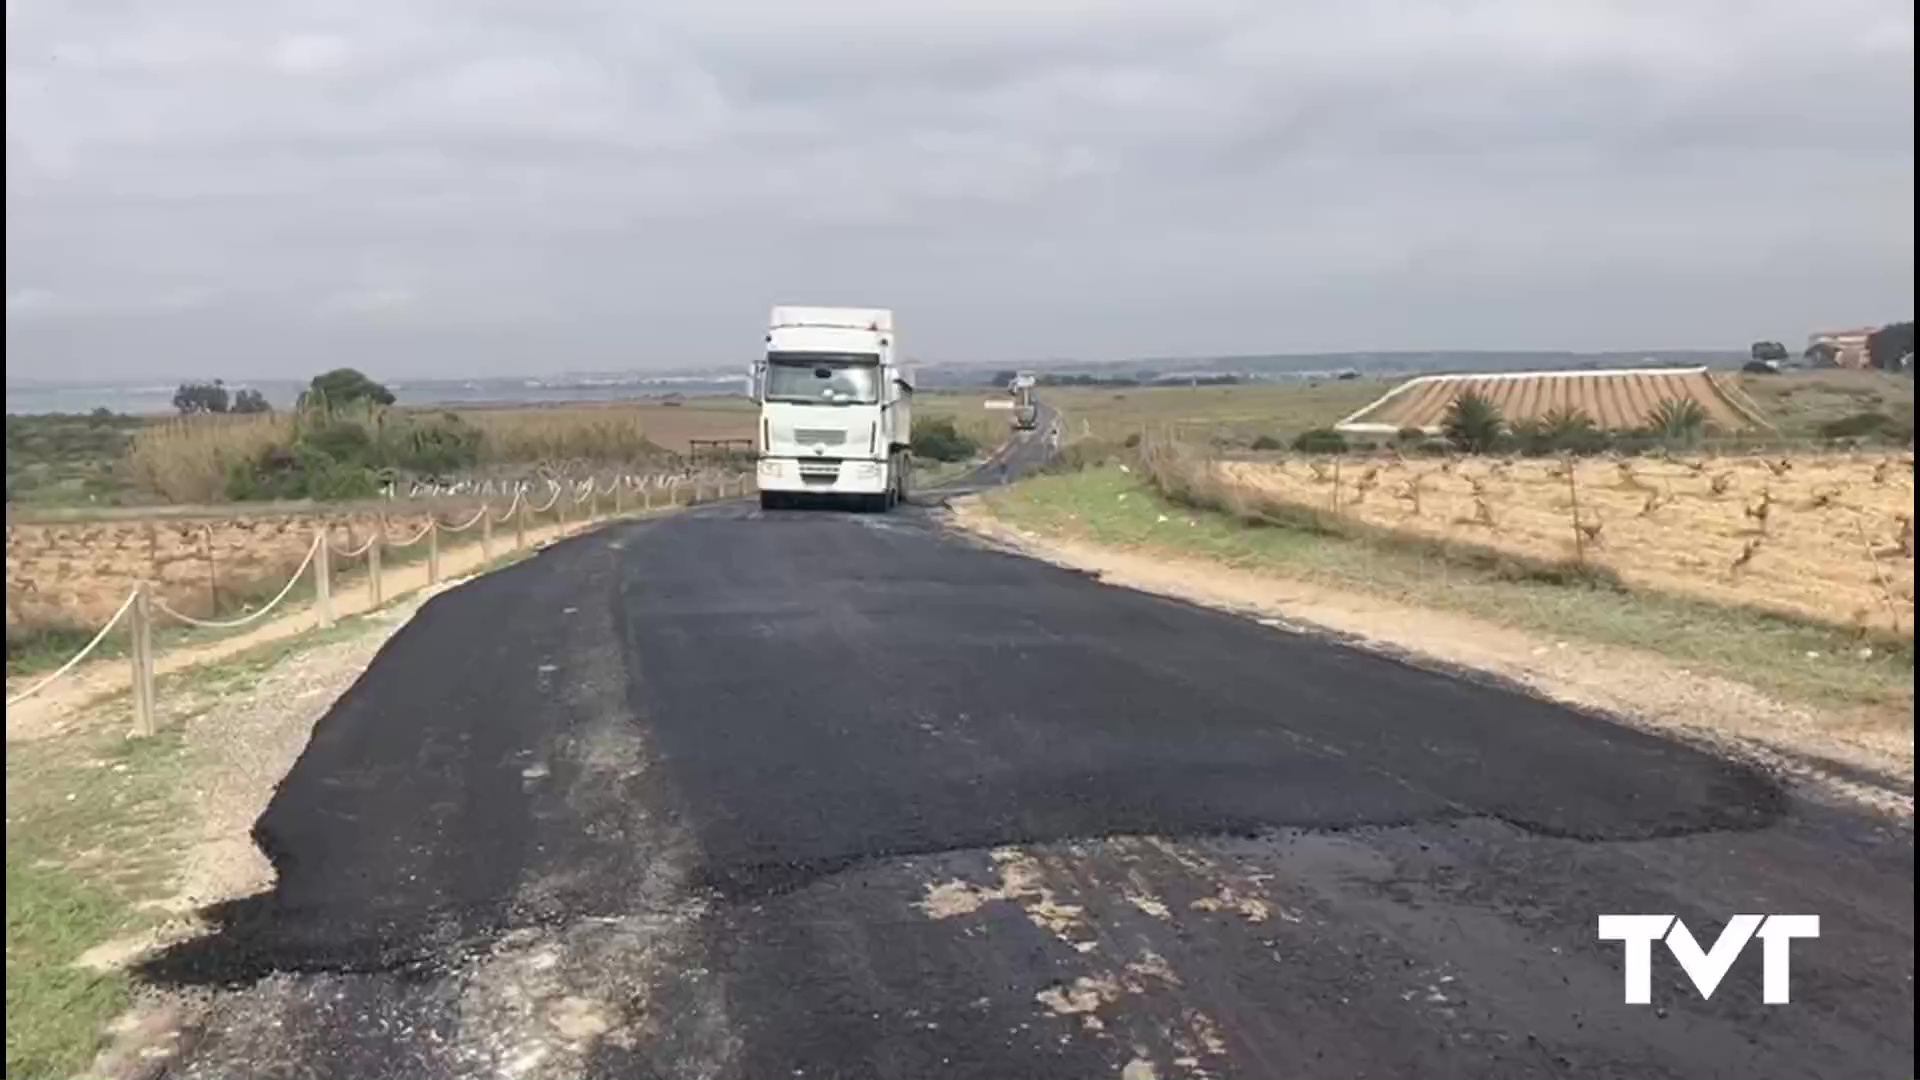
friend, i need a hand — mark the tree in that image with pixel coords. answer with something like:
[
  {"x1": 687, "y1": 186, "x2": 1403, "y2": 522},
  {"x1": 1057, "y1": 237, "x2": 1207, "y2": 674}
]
[
  {"x1": 1442, "y1": 390, "x2": 1505, "y2": 453},
  {"x1": 231, "y1": 388, "x2": 273, "y2": 414},
  {"x1": 1749, "y1": 341, "x2": 1789, "y2": 364},
  {"x1": 172, "y1": 380, "x2": 230, "y2": 415},
  {"x1": 301, "y1": 367, "x2": 395, "y2": 410}
]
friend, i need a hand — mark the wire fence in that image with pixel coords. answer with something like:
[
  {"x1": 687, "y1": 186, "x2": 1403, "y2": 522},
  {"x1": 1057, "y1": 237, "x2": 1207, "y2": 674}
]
[{"x1": 5, "y1": 471, "x2": 754, "y2": 736}]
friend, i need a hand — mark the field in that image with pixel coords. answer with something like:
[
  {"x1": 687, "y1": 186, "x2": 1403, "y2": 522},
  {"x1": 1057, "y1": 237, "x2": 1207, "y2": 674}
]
[
  {"x1": 6, "y1": 508, "x2": 447, "y2": 634},
  {"x1": 6, "y1": 399, "x2": 760, "y2": 509},
  {"x1": 5, "y1": 412, "x2": 149, "y2": 507},
  {"x1": 914, "y1": 380, "x2": 1394, "y2": 449},
  {"x1": 8, "y1": 373, "x2": 1910, "y2": 646},
  {"x1": 1737, "y1": 369, "x2": 1917, "y2": 437},
  {"x1": 1336, "y1": 368, "x2": 1770, "y2": 433},
  {"x1": 1212, "y1": 451, "x2": 1915, "y2": 635}
]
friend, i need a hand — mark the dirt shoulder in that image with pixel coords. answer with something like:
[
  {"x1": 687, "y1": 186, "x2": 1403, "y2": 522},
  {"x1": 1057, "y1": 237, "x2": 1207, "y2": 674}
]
[{"x1": 948, "y1": 496, "x2": 1913, "y2": 816}]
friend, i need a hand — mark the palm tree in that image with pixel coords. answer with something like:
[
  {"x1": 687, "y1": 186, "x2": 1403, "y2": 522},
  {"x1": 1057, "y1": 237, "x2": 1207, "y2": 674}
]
[
  {"x1": 1541, "y1": 407, "x2": 1600, "y2": 453},
  {"x1": 1442, "y1": 390, "x2": 1506, "y2": 453},
  {"x1": 1646, "y1": 398, "x2": 1710, "y2": 446}
]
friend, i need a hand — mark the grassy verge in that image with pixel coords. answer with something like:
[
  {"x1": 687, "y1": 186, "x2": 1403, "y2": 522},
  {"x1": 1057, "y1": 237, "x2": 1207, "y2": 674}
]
[
  {"x1": 2, "y1": 540, "x2": 544, "y2": 1077},
  {"x1": 981, "y1": 467, "x2": 1914, "y2": 713},
  {"x1": 5, "y1": 720, "x2": 190, "y2": 1079}
]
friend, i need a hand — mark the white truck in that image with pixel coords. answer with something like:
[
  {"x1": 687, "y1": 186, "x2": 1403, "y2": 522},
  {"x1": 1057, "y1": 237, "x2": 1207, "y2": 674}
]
[
  {"x1": 751, "y1": 306, "x2": 915, "y2": 511},
  {"x1": 1008, "y1": 372, "x2": 1039, "y2": 431}
]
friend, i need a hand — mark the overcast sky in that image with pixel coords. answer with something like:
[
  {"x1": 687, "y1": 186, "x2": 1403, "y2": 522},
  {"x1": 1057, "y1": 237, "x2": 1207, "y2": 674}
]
[{"x1": 5, "y1": 0, "x2": 1914, "y2": 380}]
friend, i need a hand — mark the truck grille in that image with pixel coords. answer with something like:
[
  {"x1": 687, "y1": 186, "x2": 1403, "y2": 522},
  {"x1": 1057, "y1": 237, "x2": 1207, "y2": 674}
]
[
  {"x1": 793, "y1": 428, "x2": 846, "y2": 446},
  {"x1": 798, "y1": 459, "x2": 842, "y2": 483}
]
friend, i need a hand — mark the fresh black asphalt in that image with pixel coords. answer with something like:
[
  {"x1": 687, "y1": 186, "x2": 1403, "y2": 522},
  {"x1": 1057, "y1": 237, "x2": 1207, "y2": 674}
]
[{"x1": 140, "y1": 427, "x2": 1914, "y2": 1078}]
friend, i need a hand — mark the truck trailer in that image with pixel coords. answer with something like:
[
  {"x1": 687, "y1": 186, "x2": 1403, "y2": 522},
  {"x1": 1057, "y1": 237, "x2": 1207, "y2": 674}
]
[{"x1": 751, "y1": 306, "x2": 915, "y2": 511}]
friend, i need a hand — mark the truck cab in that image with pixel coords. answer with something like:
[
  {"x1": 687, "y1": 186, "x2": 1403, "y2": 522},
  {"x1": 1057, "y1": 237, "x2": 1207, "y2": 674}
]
[{"x1": 751, "y1": 306, "x2": 914, "y2": 512}]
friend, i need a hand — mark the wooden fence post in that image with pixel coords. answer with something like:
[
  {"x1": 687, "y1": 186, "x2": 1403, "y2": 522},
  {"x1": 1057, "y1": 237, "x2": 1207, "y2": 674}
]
[
  {"x1": 643, "y1": 480, "x2": 654, "y2": 511},
  {"x1": 368, "y1": 534, "x2": 384, "y2": 606},
  {"x1": 1566, "y1": 458, "x2": 1585, "y2": 566},
  {"x1": 427, "y1": 518, "x2": 441, "y2": 585},
  {"x1": 314, "y1": 529, "x2": 334, "y2": 629},
  {"x1": 130, "y1": 584, "x2": 156, "y2": 738},
  {"x1": 516, "y1": 499, "x2": 528, "y2": 550},
  {"x1": 481, "y1": 509, "x2": 494, "y2": 561},
  {"x1": 203, "y1": 526, "x2": 219, "y2": 617}
]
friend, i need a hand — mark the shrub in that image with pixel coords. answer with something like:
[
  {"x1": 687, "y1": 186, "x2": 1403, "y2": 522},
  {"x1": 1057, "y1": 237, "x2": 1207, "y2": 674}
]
[
  {"x1": 910, "y1": 417, "x2": 979, "y2": 463},
  {"x1": 1289, "y1": 428, "x2": 1348, "y2": 453},
  {"x1": 1250, "y1": 434, "x2": 1283, "y2": 451},
  {"x1": 1817, "y1": 411, "x2": 1901, "y2": 440}
]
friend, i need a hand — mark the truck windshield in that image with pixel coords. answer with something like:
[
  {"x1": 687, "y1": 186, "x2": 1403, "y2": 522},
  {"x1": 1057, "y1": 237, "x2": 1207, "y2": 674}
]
[{"x1": 764, "y1": 352, "x2": 881, "y2": 405}]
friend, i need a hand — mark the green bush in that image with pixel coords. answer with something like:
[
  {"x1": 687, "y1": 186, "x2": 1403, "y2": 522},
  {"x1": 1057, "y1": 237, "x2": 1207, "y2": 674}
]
[
  {"x1": 1289, "y1": 428, "x2": 1348, "y2": 453},
  {"x1": 910, "y1": 418, "x2": 979, "y2": 463},
  {"x1": 220, "y1": 399, "x2": 483, "y2": 501},
  {"x1": 1250, "y1": 434, "x2": 1283, "y2": 451}
]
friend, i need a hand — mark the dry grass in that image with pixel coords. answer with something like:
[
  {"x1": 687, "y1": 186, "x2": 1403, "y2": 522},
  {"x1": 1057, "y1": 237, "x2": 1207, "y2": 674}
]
[
  {"x1": 119, "y1": 399, "x2": 759, "y2": 504},
  {"x1": 124, "y1": 413, "x2": 289, "y2": 504},
  {"x1": 456, "y1": 399, "x2": 755, "y2": 459},
  {"x1": 1210, "y1": 450, "x2": 1915, "y2": 636}
]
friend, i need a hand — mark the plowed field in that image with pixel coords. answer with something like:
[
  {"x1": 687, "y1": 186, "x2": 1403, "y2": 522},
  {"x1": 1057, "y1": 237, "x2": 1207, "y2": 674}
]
[{"x1": 1340, "y1": 368, "x2": 1768, "y2": 433}]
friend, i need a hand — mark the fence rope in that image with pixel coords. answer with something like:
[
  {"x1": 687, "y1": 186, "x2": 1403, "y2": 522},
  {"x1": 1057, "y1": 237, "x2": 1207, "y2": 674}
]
[
  {"x1": 6, "y1": 471, "x2": 739, "y2": 719},
  {"x1": 5, "y1": 589, "x2": 141, "y2": 707},
  {"x1": 437, "y1": 505, "x2": 491, "y2": 533},
  {"x1": 492, "y1": 489, "x2": 524, "y2": 523},
  {"x1": 151, "y1": 533, "x2": 322, "y2": 630},
  {"x1": 384, "y1": 519, "x2": 436, "y2": 549},
  {"x1": 331, "y1": 533, "x2": 378, "y2": 558}
]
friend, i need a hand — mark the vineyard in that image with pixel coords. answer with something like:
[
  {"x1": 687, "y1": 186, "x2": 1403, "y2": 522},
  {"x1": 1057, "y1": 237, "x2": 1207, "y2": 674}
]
[
  {"x1": 5, "y1": 472, "x2": 735, "y2": 640},
  {"x1": 1208, "y1": 451, "x2": 1915, "y2": 635}
]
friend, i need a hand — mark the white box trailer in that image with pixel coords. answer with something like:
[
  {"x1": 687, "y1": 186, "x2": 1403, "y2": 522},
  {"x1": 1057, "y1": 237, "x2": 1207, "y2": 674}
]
[{"x1": 751, "y1": 306, "x2": 915, "y2": 511}]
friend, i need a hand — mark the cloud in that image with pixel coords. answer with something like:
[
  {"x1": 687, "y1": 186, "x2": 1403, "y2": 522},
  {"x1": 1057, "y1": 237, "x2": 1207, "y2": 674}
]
[{"x1": 5, "y1": 0, "x2": 1913, "y2": 379}]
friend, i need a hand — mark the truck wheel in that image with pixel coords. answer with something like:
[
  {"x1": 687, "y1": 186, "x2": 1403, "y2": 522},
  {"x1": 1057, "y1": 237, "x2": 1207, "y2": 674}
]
[{"x1": 759, "y1": 492, "x2": 782, "y2": 511}]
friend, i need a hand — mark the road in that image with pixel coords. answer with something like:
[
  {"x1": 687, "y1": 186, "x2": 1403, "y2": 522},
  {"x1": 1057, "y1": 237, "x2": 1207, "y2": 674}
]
[{"x1": 140, "y1": 416, "x2": 1912, "y2": 1078}]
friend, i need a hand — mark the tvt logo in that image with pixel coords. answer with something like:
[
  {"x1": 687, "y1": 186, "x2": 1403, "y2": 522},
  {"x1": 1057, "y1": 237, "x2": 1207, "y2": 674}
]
[{"x1": 1597, "y1": 914, "x2": 1819, "y2": 1004}]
